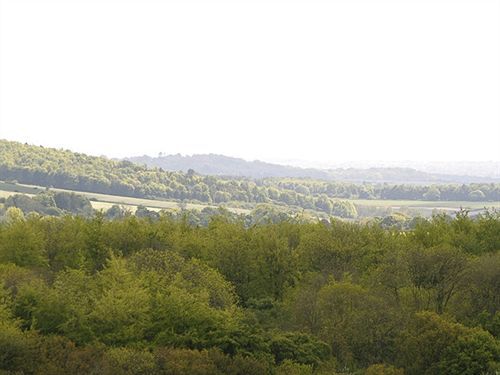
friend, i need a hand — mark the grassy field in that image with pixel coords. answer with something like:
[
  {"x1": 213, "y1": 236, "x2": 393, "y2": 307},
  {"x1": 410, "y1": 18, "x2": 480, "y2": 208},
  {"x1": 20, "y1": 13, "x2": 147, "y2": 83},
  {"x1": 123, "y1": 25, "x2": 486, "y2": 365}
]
[
  {"x1": 347, "y1": 198, "x2": 500, "y2": 210},
  {"x1": 85, "y1": 201, "x2": 161, "y2": 213},
  {"x1": 0, "y1": 181, "x2": 42, "y2": 194},
  {"x1": 347, "y1": 198, "x2": 499, "y2": 217},
  {"x1": 0, "y1": 190, "x2": 34, "y2": 199},
  {"x1": 1, "y1": 180, "x2": 498, "y2": 217}
]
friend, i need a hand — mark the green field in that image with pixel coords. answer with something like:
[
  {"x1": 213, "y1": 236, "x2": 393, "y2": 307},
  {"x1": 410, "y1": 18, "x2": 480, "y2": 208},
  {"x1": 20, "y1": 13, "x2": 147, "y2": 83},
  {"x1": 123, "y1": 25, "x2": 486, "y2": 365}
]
[
  {"x1": 347, "y1": 198, "x2": 500, "y2": 210},
  {"x1": 347, "y1": 198, "x2": 499, "y2": 217}
]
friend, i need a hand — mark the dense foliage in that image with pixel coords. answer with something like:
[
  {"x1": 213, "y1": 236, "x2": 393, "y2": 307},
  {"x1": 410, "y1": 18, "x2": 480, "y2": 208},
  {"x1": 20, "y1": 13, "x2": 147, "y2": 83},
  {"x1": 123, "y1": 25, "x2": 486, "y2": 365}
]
[
  {"x1": 0, "y1": 208, "x2": 499, "y2": 374},
  {"x1": 1, "y1": 141, "x2": 498, "y2": 220},
  {"x1": 2, "y1": 191, "x2": 93, "y2": 217}
]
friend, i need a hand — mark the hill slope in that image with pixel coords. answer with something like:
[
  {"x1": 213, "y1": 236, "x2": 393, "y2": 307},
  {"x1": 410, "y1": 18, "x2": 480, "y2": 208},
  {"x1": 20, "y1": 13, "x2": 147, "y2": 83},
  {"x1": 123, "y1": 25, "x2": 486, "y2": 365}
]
[
  {"x1": 127, "y1": 153, "x2": 498, "y2": 184},
  {"x1": 128, "y1": 154, "x2": 330, "y2": 179}
]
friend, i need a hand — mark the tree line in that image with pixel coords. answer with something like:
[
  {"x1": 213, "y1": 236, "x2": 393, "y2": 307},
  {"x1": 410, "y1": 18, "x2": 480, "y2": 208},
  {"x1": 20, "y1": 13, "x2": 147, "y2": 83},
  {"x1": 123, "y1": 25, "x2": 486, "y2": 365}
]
[
  {"x1": 0, "y1": 191, "x2": 94, "y2": 217},
  {"x1": 0, "y1": 140, "x2": 498, "y2": 219},
  {"x1": 0, "y1": 207, "x2": 499, "y2": 374}
]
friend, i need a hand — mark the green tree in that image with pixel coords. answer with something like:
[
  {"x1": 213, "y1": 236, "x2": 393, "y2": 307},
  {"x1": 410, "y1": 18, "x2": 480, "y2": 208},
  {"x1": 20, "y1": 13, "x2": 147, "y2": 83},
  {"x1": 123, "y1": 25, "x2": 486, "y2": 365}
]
[
  {"x1": 84, "y1": 212, "x2": 111, "y2": 273},
  {"x1": 331, "y1": 200, "x2": 358, "y2": 219},
  {"x1": 315, "y1": 195, "x2": 332, "y2": 214},
  {"x1": 90, "y1": 258, "x2": 151, "y2": 345},
  {"x1": 406, "y1": 245, "x2": 468, "y2": 313},
  {"x1": 0, "y1": 215, "x2": 47, "y2": 268},
  {"x1": 397, "y1": 311, "x2": 499, "y2": 375}
]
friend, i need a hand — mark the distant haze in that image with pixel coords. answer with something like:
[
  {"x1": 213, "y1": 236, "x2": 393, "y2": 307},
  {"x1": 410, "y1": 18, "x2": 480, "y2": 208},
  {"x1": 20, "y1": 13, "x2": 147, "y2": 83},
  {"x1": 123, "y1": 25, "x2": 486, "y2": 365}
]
[
  {"x1": 128, "y1": 153, "x2": 500, "y2": 182},
  {"x1": 1, "y1": 0, "x2": 499, "y2": 163},
  {"x1": 268, "y1": 159, "x2": 500, "y2": 179}
]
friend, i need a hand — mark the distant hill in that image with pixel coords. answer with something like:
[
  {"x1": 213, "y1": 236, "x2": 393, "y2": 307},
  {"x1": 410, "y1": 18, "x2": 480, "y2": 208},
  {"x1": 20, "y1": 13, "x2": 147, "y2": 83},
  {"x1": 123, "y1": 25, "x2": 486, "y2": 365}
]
[
  {"x1": 314, "y1": 160, "x2": 500, "y2": 179},
  {"x1": 127, "y1": 154, "x2": 330, "y2": 179},
  {"x1": 127, "y1": 154, "x2": 499, "y2": 184}
]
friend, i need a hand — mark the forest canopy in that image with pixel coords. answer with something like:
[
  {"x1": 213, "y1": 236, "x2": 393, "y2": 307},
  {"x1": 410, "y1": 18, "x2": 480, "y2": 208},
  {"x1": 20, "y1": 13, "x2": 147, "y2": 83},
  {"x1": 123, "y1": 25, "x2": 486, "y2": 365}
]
[{"x1": 0, "y1": 209, "x2": 499, "y2": 374}]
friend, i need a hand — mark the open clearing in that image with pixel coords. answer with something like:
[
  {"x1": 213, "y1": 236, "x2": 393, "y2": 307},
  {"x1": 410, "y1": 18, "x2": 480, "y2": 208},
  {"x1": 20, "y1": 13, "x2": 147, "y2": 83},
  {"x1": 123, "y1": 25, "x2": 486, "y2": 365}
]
[{"x1": 347, "y1": 198, "x2": 500, "y2": 210}]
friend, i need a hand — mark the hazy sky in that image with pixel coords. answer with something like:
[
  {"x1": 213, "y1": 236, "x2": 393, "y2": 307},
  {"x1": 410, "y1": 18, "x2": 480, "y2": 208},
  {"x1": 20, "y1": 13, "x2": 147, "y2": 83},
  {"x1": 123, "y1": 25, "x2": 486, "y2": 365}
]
[{"x1": 1, "y1": 0, "x2": 499, "y2": 163}]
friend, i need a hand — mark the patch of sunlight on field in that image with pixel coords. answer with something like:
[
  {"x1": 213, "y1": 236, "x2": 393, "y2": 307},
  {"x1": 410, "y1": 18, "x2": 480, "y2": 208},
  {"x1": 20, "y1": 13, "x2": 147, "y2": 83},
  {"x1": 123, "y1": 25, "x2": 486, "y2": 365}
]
[
  {"x1": 90, "y1": 201, "x2": 163, "y2": 213},
  {"x1": 0, "y1": 190, "x2": 35, "y2": 199},
  {"x1": 348, "y1": 198, "x2": 500, "y2": 209}
]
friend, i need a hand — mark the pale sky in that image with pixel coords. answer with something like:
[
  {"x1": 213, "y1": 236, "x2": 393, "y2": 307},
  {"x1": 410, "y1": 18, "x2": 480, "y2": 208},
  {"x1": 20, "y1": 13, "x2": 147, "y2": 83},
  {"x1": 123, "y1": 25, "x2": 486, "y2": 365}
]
[{"x1": 0, "y1": 0, "x2": 499, "y2": 163}]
